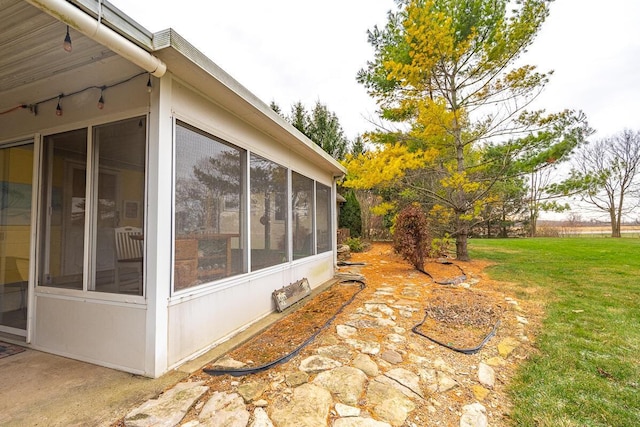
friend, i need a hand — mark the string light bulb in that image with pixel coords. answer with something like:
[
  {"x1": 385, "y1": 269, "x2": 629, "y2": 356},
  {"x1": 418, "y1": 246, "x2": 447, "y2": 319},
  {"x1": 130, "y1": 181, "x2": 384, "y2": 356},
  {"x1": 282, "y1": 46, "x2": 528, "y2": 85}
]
[
  {"x1": 146, "y1": 74, "x2": 153, "y2": 93},
  {"x1": 55, "y1": 95, "x2": 63, "y2": 116},
  {"x1": 97, "y1": 87, "x2": 105, "y2": 109},
  {"x1": 63, "y1": 26, "x2": 72, "y2": 53}
]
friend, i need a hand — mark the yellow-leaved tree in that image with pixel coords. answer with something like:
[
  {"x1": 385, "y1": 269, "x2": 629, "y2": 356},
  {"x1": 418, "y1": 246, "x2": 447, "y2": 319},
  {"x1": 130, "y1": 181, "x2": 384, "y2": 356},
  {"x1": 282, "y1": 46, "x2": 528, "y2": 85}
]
[{"x1": 346, "y1": 0, "x2": 591, "y2": 260}]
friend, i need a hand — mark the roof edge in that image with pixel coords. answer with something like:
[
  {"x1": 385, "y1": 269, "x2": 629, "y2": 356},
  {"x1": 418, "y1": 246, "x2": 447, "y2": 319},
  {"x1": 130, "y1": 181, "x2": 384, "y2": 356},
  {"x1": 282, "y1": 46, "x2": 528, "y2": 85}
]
[{"x1": 154, "y1": 28, "x2": 346, "y2": 175}]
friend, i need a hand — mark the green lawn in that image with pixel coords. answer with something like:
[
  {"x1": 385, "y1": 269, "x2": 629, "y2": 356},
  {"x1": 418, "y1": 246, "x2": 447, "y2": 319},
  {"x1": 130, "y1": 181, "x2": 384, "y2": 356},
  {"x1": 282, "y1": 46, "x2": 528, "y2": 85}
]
[{"x1": 470, "y1": 237, "x2": 640, "y2": 427}]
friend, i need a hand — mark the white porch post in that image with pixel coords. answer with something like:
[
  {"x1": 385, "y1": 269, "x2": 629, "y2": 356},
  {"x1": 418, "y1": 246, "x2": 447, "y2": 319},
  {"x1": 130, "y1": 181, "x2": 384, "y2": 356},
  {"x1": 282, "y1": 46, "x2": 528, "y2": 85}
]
[{"x1": 145, "y1": 74, "x2": 173, "y2": 377}]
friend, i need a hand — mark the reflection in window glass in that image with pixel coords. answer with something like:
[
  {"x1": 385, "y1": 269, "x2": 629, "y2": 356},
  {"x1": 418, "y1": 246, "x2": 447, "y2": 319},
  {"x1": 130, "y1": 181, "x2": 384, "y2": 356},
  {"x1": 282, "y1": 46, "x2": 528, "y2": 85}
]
[
  {"x1": 93, "y1": 117, "x2": 146, "y2": 295},
  {"x1": 39, "y1": 129, "x2": 88, "y2": 290},
  {"x1": 250, "y1": 154, "x2": 287, "y2": 270},
  {"x1": 1, "y1": 142, "x2": 34, "y2": 330},
  {"x1": 292, "y1": 172, "x2": 313, "y2": 260},
  {"x1": 316, "y1": 183, "x2": 332, "y2": 253},
  {"x1": 174, "y1": 122, "x2": 245, "y2": 291}
]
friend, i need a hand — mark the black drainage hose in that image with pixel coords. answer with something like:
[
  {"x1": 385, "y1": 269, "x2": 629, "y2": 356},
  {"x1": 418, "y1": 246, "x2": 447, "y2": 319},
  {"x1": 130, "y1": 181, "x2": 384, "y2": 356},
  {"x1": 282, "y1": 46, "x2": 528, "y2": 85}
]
[
  {"x1": 420, "y1": 262, "x2": 468, "y2": 285},
  {"x1": 204, "y1": 279, "x2": 366, "y2": 377},
  {"x1": 411, "y1": 313, "x2": 500, "y2": 355}
]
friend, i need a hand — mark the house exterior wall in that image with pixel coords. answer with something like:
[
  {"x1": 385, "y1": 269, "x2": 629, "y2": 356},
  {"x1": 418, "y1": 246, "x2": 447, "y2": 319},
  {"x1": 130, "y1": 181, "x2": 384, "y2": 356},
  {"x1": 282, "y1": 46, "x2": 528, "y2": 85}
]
[
  {"x1": 164, "y1": 77, "x2": 337, "y2": 368},
  {"x1": 1, "y1": 58, "x2": 339, "y2": 377},
  {"x1": 0, "y1": 58, "x2": 153, "y2": 374}
]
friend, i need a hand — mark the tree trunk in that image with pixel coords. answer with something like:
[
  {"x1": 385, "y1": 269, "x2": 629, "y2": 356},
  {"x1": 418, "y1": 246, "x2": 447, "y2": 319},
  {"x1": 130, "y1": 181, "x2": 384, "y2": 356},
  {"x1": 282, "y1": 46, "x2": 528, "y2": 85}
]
[
  {"x1": 529, "y1": 208, "x2": 539, "y2": 237},
  {"x1": 456, "y1": 230, "x2": 470, "y2": 261},
  {"x1": 456, "y1": 215, "x2": 470, "y2": 261},
  {"x1": 610, "y1": 208, "x2": 621, "y2": 237}
]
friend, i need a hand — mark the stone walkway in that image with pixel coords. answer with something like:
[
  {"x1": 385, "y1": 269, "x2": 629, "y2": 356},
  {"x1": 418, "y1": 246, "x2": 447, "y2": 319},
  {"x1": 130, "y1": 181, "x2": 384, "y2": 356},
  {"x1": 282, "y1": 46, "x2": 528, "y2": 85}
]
[{"x1": 123, "y1": 269, "x2": 528, "y2": 427}]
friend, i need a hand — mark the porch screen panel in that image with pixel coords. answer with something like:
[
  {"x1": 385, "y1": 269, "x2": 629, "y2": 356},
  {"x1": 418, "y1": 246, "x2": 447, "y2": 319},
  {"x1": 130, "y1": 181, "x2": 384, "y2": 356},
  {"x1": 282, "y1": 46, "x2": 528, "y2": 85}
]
[
  {"x1": 92, "y1": 117, "x2": 146, "y2": 295},
  {"x1": 39, "y1": 129, "x2": 88, "y2": 290},
  {"x1": 316, "y1": 183, "x2": 332, "y2": 254},
  {"x1": 292, "y1": 172, "x2": 313, "y2": 260},
  {"x1": 250, "y1": 154, "x2": 287, "y2": 270},
  {"x1": 0, "y1": 142, "x2": 33, "y2": 331},
  {"x1": 174, "y1": 122, "x2": 245, "y2": 291}
]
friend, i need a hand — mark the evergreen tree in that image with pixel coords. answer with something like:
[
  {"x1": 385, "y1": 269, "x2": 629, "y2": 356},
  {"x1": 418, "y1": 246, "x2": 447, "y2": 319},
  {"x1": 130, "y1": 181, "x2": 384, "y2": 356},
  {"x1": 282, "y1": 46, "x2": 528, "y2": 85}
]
[{"x1": 339, "y1": 189, "x2": 362, "y2": 238}]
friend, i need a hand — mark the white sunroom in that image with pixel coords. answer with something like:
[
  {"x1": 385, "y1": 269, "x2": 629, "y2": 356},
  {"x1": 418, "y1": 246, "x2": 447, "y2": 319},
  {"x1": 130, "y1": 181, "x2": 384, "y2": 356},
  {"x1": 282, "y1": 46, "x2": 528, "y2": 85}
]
[{"x1": 0, "y1": 0, "x2": 345, "y2": 377}]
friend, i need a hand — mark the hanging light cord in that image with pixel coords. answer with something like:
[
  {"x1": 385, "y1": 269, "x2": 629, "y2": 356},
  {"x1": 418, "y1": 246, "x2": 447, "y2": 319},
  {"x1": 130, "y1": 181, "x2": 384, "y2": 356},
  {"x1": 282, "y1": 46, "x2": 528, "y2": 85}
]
[{"x1": 0, "y1": 71, "x2": 148, "y2": 115}]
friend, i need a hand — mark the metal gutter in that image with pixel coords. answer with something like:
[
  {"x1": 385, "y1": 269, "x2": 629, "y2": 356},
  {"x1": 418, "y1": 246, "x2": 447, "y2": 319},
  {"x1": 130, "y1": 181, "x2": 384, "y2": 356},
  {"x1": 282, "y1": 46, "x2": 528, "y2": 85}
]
[
  {"x1": 25, "y1": 0, "x2": 166, "y2": 77},
  {"x1": 153, "y1": 29, "x2": 346, "y2": 176}
]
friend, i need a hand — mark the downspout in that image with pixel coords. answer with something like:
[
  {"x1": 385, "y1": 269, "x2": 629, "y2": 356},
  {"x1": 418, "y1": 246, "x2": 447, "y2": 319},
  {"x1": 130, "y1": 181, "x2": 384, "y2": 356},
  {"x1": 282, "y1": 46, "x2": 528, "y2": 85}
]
[
  {"x1": 25, "y1": 0, "x2": 167, "y2": 77},
  {"x1": 333, "y1": 173, "x2": 345, "y2": 269}
]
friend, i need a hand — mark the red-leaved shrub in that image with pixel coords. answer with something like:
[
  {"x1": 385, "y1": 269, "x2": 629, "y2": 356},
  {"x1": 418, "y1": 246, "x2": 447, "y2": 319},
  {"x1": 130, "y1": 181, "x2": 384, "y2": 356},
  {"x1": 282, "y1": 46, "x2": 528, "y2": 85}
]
[{"x1": 392, "y1": 203, "x2": 431, "y2": 272}]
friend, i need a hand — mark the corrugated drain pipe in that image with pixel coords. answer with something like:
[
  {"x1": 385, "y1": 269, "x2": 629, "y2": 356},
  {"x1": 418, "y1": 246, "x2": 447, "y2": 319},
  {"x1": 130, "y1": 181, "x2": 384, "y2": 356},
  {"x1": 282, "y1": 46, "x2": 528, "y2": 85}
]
[{"x1": 26, "y1": 0, "x2": 167, "y2": 77}]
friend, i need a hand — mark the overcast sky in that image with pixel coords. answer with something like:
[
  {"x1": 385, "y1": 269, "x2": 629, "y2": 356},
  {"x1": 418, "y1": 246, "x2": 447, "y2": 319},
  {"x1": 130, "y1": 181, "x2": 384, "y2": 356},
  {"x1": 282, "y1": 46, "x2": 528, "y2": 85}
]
[{"x1": 110, "y1": 0, "x2": 640, "y2": 142}]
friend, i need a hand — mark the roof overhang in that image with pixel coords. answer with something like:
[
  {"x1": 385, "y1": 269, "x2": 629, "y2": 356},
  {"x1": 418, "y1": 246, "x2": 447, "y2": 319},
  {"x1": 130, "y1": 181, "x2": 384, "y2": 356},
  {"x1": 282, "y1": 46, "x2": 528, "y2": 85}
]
[{"x1": 0, "y1": 0, "x2": 346, "y2": 177}]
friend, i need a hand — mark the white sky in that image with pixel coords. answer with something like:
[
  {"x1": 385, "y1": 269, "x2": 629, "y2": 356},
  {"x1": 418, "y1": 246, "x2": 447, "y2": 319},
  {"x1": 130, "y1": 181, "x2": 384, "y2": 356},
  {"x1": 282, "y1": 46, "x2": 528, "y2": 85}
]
[{"x1": 110, "y1": 0, "x2": 640, "y2": 142}]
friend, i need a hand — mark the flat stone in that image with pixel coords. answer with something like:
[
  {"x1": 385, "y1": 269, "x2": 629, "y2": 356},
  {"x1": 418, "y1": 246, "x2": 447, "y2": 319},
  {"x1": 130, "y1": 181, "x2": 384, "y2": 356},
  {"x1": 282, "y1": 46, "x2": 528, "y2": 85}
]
[
  {"x1": 210, "y1": 355, "x2": 247, "y2": 369},
  {"x1": 385, "y1": 334, "x2": 406, "y2": 344},
  {"x1": 437, "y1": 373, "x2": 458, "y2": 392},
  {"x1": 337, "y1": 324, "x2": 358, "y2": 338},
  {"x1": 270, "y1": 383, "x2": 333, "y2": 427},
  {"x1": 472, "y1": 385, "x2": 490, "y2": 401},
  {"x1": 237, "y1": 381, "x2": 268, "y2": 403},
  {"x1": 199, "y1": 391, "x2": 249, "y2": 427},
  {"x1": 333, "y1": 417, "x2": 392, "y2": 427},
  {"x1": 253, "y1": 399, "x2": 268, "y2": 407},
  {"x1": 335, "y1": 402, "x2": 361, "y2": 417},
  {"x1": 357, "y1": 307, "x2": 383, "y2": 318},
  {"x1": 401, "y1": 287, "x2": 421, "y2": 297},
  {"x1": 384, "y1": 368, "x2": 424, "y2": 399},
  {"x1": 374, "y1": 317, "x2": 397, "y2": 327},
  {"x1": 299, "y1": 355, "x2": 342, "y2": 373},
  {"x1": 477, "y1": 363, "x2": 495, "y2": 388},
  {"x1": 408, "y1": 354, "x2": 430, "y2": 367},
  {"x1": 250, "y1": 407, "x2": 274, "y2": 427},
  {"x1": 391, "y1": 303, "x2": 420, "y2": 312},
  {"x1": 419, "y1": 367, "x2": 436, "y2": 381},
  {"x1": 497, "y1": 337, "x2": 521, "y2": 358},
  {"x1": 484, "y1": 357, "x2": 506, "y2": 367},
  {"x1": 460, "y1": 402, "x2": 488, "y2": 427},
  {"x1": 124, "y1": 381, "x2": 208, "y2": 427},
  {"x1": 313, "y1": 366, "x2": 367, "y2": 405},
  {"x1": 352, "y1": 353, "x2": 379, "y2": 377},
  {"x1": 380, "y1": 349, "x2": 403, "y2": 364},
  {"x1": 317, "y1": 345, "x2": 353, "y2": 361},
  {"x1": 516, "y1": 315, "x2": 529, "y2": 325},
  {"x1": 346, "y1": 318, "x2": 384, "y2": 329},
  {"x1": 365, "y1": 303, "x2": 394, "y2": 317},
  {"x1": 367, "y1": 380, "x2": 415, "y2": 427},
  {"x1": 433, "y1": 358, "x2": 455, "y2": 374},
  {"x1": 285, "y1": 371, "x2": 309, "y2": 387},
  {"x1": 398, "y1": 310, "x2": 414, "y2": 318},
  {"x1": 345, "y1": 339, "x2": 381, "y2": 355}
]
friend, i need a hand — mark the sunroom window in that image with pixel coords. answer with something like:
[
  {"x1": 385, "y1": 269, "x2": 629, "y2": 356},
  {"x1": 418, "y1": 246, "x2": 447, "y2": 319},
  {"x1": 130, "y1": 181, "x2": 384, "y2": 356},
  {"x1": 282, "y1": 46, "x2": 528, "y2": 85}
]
[
  {"x1": 38, "y1": 117, "x2": 146, "y2": 295},
  {"x1": 250, "y1": 154, "x2": 287, "y2": 270},
  {"x1": 174, "y1": 122, "x2": 246, "y2": 291},
  {"x1": 291, "y1": 172, "x2": 313, "y2": 260},
  {"x1": 316, "y1": 183, "x2": 332, "y2": 253}
]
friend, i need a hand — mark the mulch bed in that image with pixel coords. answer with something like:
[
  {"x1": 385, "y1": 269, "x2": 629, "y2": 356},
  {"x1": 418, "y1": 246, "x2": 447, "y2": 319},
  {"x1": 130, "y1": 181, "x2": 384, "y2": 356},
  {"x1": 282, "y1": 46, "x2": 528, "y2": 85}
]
[
  {"x1": 416, "y1": 288, "x2": 505, "y2": 349},
  {"x1": 212, "y1": 281, "x2": 363, "y2": 368}
]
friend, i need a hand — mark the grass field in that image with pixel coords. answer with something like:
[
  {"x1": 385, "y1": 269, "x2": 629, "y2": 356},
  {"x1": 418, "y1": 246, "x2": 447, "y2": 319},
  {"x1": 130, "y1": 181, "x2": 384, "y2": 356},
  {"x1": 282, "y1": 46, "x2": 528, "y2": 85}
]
[{"x1": 470, "y1": 237, "x2": 640, "y2": 426}]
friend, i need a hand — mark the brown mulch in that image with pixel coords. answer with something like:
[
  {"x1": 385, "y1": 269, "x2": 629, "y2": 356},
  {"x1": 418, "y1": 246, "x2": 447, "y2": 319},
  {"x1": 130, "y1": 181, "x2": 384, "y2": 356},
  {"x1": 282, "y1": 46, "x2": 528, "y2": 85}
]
[
  {"x1": 223, "y1": 281, "x2": 362, "y2": 368},
  {"x1": 113, "y1": 242, "x2": 544, "y2": 427}
]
